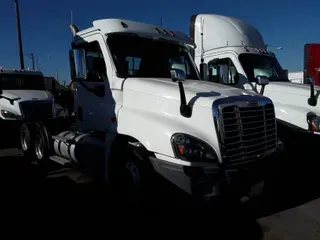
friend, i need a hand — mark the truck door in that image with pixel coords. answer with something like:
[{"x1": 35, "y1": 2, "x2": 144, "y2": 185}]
[{"x1": 74, "y1": 36, "x2": 113, "y2": 132}]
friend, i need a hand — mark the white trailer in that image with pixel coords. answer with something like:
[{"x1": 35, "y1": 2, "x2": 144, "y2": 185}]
[
  {"x1": 288, "y1": 71, "x2": 303, "y2": 84},
  {"x1": 24, "y1": 18, "x2": 280, "y2": 204},
  {"x1": 189, "y1": 14, "x2": 320, "y2": 148}
]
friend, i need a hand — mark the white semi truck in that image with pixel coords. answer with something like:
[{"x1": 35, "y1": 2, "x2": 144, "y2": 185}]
[
  {"x1": 288, "y1": 71, "x2": 303, "y2": 84},
  {"x1": 24, "y1": 18, "x2": 280, "y2": 204},
  {"x1": 189, "y1": 14, "x2": 320, "y2": 148},
  {"x1": 0, "y1": 68, "x2": 68, "y2": 157}
]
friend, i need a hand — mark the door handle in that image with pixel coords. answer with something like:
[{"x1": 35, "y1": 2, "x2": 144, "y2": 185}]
[{"x1": 88, "y1": 110, "x2": 94, "y2": 115}]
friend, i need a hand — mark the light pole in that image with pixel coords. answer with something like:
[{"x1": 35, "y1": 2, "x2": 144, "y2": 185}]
[
  {"x1": 265, "y1": 44, "x2": 283, "y2": 51},
  {"x1": 13, "y1": 0, "x2": 25, "y2": 69}
]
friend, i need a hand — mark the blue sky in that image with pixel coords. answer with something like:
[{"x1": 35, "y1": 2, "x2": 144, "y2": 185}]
[{"x1": 0, "y1": 0, "x2": 319, "y2": 83}]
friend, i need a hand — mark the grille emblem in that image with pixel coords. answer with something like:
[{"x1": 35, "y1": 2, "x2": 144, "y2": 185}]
[{"x1": 248, "y1": 100, "x2": 259, "y2": 107}]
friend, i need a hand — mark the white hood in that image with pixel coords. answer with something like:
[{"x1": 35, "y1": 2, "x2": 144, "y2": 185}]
[
  {"x1": 264, "y1": 81, "x2": 319, "y2": 97},
  {"x1": 1, "y1": 90, "x2": 53, "y2": 101},
  {"x1": 253, "y1": 81, "x2": 320, "y2": 130},
  {"x1": 125, "y1": 78, "x2": 259, "y2": 108}
]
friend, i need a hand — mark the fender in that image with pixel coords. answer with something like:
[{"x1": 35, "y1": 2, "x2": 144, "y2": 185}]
[{"x1": 116, "y1": 106, "x2": 222, "y2": 160}]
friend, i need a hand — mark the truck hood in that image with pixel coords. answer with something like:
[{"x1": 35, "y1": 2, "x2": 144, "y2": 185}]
[
  {"x1": 252, "y1": 81, "x2": 320, "y2": 130},
  {"x1": 0, "y1": 90, "x2": 53, "y2": 101},
  {"x1": 124, "y1": 78, "x2": 259, "y2": 108},
  {"x1": 264, "y1": 81, "x2": 320, "y2": 97}
]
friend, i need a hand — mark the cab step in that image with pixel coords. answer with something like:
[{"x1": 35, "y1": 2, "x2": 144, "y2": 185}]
[{"x1": 49, "y1": 155, "x2": 71, "y2": 166}]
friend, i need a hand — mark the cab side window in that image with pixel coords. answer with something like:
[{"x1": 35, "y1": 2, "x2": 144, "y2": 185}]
[
  {"x1": 79, "y1": 41, "x2": 107, "y2": 82},
  {"x1": 169, "y1": 56, "x2": 191, "y2": 75},
  {"x1": 208, "y1": 58, "x2": 238, "y2": 85}
]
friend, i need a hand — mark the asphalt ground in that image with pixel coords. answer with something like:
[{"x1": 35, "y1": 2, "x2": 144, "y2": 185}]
[{"x1": 0, "y1": 146, "x2": 319, "y2": 239}]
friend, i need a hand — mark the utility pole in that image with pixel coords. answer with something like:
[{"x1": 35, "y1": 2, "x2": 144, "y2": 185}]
[
  {"x1": 36, "y1": 56, "x2": 40, "y2": 70},
  {"x1": 29, "y1": 53, "x2": 35, "y2": 70},
  {"x1": 13, "y1": 0, "x2": 25, "y2": 69},
  {"x1": 56, "y1": 69, "x2": 59, "y2": 81}
]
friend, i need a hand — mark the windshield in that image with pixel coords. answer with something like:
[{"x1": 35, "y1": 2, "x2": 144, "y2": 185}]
[
  {"x1": 0, "y1": 73, "x2": 46, "y2": 90},
  {"x1": 239, "y1": 53, "x2": 289, "y2": 82},
  {"x1": 107, "y1": 34, "x2": 200, "y2": 80}
]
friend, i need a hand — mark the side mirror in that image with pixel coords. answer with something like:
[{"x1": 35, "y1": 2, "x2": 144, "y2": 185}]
[
  {"x1": 170, "y1": 68, "x2": 186, "y2": 82},
  {"x1": 256, "y1": 75, "x2": 270, "y2": 86},
  {"x1": 283, "y1": 69, "x2": 288, "y2": 78},
  {"x1": 306, "y1": 76, "x2": 315, "y2": 85},
  {"x1": 256, "y1": 75, "x2": 269, "y2": 95},
  {"x1": 199, "y1": 63, "x2": 208, "y2": 81},
  {"x1": 170, "y1": 68, "x2": 191, "y2": 118},
  {"x1": 69, "y1": 49, "x2": 87, "y2": 82}
]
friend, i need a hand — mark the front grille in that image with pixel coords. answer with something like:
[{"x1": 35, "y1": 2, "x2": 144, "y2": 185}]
[
  {"x1": 220, "y1": 103, "x2": 276, "y2": 163},
  {"x1": 20, "y1": 101, "x2": 53, "y2": 121}
]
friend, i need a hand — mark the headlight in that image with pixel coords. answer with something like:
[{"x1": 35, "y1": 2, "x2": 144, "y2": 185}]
[
  {"x1": 307, "y1": 114, "x2": 320, "y2": 132},
  {"x1": 1, "y1": 110, "x2": 18, "y2": 119},
  {"x1": 171, "y1": 133, "x2": 218, "y2": 162}
]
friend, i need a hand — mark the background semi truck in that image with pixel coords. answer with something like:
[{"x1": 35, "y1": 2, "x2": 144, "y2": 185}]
[
  {"x1": 288, "y1": 43, "x2": 320, "y2": 85},
  {"x1": 21, "y1": 18, "x2": 280, "y2": 204},
  {"x1": 0, "y1": 68, "x2": 69, "y2": 157},
  {"x1": 188, "y1": 14, "x2": 320, "y2": 149}
]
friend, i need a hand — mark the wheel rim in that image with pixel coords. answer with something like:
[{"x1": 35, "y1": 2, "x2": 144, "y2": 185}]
[
  {"x1": 35, "y1": 135, "x2": 44, "y2": 160},
  {"x1": 21, "y1": 130, "x2": 28, "y2": 151}
]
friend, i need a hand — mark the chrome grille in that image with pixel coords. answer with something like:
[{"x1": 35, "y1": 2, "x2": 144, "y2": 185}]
[
  {"x1": 20, "y1": 101, "x2": 53, "y2": 121},
  {"x1": 220, "y1": 103, "x2": 276, "y2": 163}
]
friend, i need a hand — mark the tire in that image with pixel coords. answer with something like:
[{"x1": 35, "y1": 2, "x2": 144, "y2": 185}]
[
  {"x1": 20, "y1": 124, "x2": 34, "y2": 161},
  {"x1": 33, "y1": 122, "x2": 51, "y2": 164},
  {"x1": 109, "y1": 141, "x2": 156, "y2": 207}
]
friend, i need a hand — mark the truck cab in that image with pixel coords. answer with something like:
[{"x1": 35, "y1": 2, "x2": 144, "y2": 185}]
[
  {"x1": 44, "y1": 18, "x2": 279, "y2": 204},
  {"x1": 190, "y1": 14, "x2": 320, "y2": 142},
  {"x1": 0, "y1": 68, "x2": 71, "y2": 159}
]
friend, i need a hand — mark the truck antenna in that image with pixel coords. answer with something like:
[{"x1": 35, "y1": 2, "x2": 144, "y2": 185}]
[
  {"x1": 160, "y1": 17, "x2": 163, "y2": 27},
  {"x1": 200, "y1": 17, "x2": 204, "y2": 64},
  {"x1": 70, "y1": 9, "x2": 73, "y2": 24},
  {"x1": 70, "y1": 9, "x2": 74, "y2": 39}
]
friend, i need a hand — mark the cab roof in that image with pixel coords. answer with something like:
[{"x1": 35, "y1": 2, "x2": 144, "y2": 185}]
[
  {"x1": 190, "y1": 14, "x2": 266, "y2": 56},
  {"x1": 0, "y1": 68, "x2": 43, "y2": 76},
  {"x1": 75, "y1": 18, "x2": 195, "y2": 47}
]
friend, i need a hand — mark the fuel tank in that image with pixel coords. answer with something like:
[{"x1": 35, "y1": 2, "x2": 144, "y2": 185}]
[{"x1": 53, "y1": 131, "x2": 105, "y2": 179}]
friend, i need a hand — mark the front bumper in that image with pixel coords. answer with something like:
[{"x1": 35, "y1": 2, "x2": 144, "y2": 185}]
[{"x1": 150, "y1": 155, "x2": 272, "y2": 200}]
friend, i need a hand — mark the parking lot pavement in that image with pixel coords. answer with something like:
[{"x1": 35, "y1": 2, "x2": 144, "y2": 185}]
[
  {"x1": 259, "y1": 199, "x2": 320, "y2": 240},
  {"x1": 0, "y1": 148, "x2": 320, "y2": 239}
]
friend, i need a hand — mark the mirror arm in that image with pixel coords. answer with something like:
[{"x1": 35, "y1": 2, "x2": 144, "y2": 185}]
[
  {"x1": 308, "y1": 84, "x2": 317, "y2": 106},
  {"x1": 178, "y1": 82, "x2": 191, "y2": 117},
  {"x1": 260, "y1": 86, "x2": 265, "y2": 95}
]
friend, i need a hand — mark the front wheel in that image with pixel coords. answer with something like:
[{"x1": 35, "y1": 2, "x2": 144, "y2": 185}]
[
  {"x1": 20, "y1": 124, "x2": 33, "y2": 160},
  {"x1": 109, "y1": 142, "x2": 156, "y2": 207}
]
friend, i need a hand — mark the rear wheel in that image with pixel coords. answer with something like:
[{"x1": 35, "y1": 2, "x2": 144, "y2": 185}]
[{"x1": 33, "y1": 122, "x2": 51, "y2": 164}]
